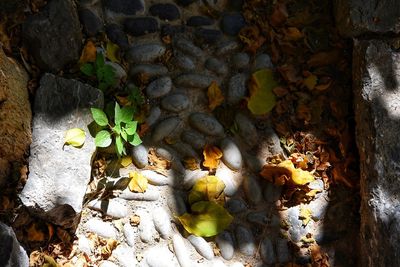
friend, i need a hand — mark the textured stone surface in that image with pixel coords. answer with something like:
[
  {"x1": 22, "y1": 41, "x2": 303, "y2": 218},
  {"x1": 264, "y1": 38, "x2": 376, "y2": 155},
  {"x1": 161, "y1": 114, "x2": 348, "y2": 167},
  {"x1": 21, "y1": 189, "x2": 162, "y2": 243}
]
[
  {"x1": 22, "y1": 0, "x2": 82, "y2": 71},
  {"x1": 0, "y1": 222, "x2": 29, "y2": 267},
  {"x1": 20, "y1": 74, "x2": 103, "y2": 228},
  {"x1": 0, "y1": 48, "x2": 31, "y2": 186},
  {"x1": 353, "y1": 39, "x2": 400, "y2": 266}
]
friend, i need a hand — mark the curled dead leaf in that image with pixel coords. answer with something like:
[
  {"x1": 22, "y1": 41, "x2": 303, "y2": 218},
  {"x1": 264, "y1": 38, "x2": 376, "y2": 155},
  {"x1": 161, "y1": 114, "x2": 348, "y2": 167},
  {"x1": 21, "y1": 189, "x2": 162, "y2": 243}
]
[
  {"x1": 260, "y1": 160, "x2": 315, "y2": 186},
  {"x1": 128, "y1": 171, "x2": 148, "y2": 193},
  {"x1": 203, "y1": 145, "x2": 223, "y2": 170},
  {"x1": 79, "y1": 40, "x2": 96, "y2": 65},
  {"x1": 100, "y1": 239, "x2": 118, "y2": 258},
  {"x1": 207, "y1": 81, "x2": 224, "y2": 111}
]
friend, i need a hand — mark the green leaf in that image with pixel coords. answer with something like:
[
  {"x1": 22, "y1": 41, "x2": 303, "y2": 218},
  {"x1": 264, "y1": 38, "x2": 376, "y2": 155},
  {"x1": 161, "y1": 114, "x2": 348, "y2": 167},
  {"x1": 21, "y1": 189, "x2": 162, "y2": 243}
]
[
  {"x1": 80, "y1": 63, "x2": 95, "y2": 76},
  {"x1": 91, "y1": 108, "x2": 109, "y2": 126},
  {"x1": 178, "y1": 201, "x2": 233, "y2": 237},
  {"x1": 95, "y1": 52, "x2": 105, "y2": 68},
  {"x1": 115, "y1": 135, "x2": 126, "y2": 156},
  {"x1": 103, "y1": 65, "x2": 116, "y2": 85},
  {"x1": 124, "y1": 121, "x2": 138, "y2": 135},
  {"x1": 247, "y1": 69, "x2": 278, "y2": 115},
  {"x1": 127, "y1": 133, "x2": 142, "y2": 146},
  {"x1": 188, "y1": 175, "x2": 225, "y2": 205},
  {"x1": 64, "y1": 128, "x2": 86, "y2": 147},
  {"x1": 121, "y1": 129, "x2": 128, "y2": 141},
  {"x1": 94, "y1": 130, "x2": 112, "y2": 147},
  {"x1": 98, "y1": 81, "x2": 108, "y2": 91},
  {"x1": 115, "y1": 102, "x2": 135, "y2": 124},
  {"x1": 112, "y1": 124, "x2": 121, "y2": 135}
]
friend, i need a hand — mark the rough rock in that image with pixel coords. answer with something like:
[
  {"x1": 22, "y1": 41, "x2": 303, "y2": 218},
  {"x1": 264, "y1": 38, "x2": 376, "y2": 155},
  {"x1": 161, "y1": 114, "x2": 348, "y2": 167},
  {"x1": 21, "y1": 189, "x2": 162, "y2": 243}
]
[
  {"x1": 0, "y1": 222, "x2": 29, "y2": 267},
  {"x1": 353, "y1": 39, "x2": 400, "y2": 267},
  {"x1": 22, "y1": 0, "x2": 82, "y2": 71},
  {"x1": 20, "y1": 74, "x2": 103, "y2": 228},
  {"x1": 0, "y1": 48, "x2": 31, "y2": 186},
  {"x1": 78, "y1": 8, "x2": 104, "y2": 36}
]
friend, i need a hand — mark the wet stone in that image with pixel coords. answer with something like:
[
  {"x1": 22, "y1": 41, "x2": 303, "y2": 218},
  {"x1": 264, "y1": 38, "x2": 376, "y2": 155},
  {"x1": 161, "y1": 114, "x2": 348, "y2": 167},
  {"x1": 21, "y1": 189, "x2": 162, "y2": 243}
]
[
  {"x1": 131, "y1": 144, "x2": 148, "y2": 168},
  {"x1": 87, "y1": 198, "x2": 128, "y2": 218},
  {"x1": 225, "y1": 198, "x2": 247, "y2": 214},
  {"x1": 78, "y1": 8, "x2": 103, "y2": 37},
  {"x1": 124, "y1": 17, "x2": 159, "y2": 36},
  {"x1": 104, "y1": 0, "x2": 144, "y2": 15},
  {"x1": 146, "y1": 76, "x2": 172, "y2": 98},
  {"x1": 187, "y1": 16, "x2": 214, "y2": 27},
  {"x1": 161, "y1": 93, "x2": 190, "y2": 112},
  {"x1": 205, "y1": 57, "x2": 228, "y2": 76},
  {"x1": 123, "y1": 223, "x2": 136, "y2": 247},
  {"x1": 220, "y1": 139, "x2": 242, "y2": 170},
  {"x1": 172, "y1": 233, "x2": 191, "y2": 267},
  {"x1": 127, "y1": 43, "x2": 166, "y2": 63},
  {"x1": 173, "y1": 52, "x2": 196, "y2": 71},
  {"x1": 149, "y1": 3, "x2": 180, "y2": 21},
  {"x1": 130, "y1": 64, "x2": 168, "y2": 79},
  {"x1": 112, "y1": 244, "x2": 137, "y2": 267},
  {"x1": 175, "y1": 73, "x2": 215, "y2": 89},
  {"x1": 254, "y1": 53, "x2": 273, "y2": 70},
  {"x1": 276, "y1": 239, "x2": 291, "y2": 263},
  {"x1": 152, "y1": 116, "x2": 181, "y2": 143},
  {"x1": 146, "y1": 106, "x2": 161, "y2": 126},
  {"x1": 221, "y1": 13, "x2": 246, "y2": 36},
  {"x1": 118, "y1": 186, "x2": 160, "y2": 201},
  {"x1": 235, "y1": 113, "x2": 258, "y2": 147},
  {"x1": 174, "y1": 38, "x2": 204, "y2": 59},
  {"x1": 231, "y1": 53, "x2": 250, "y2": 69},
  {"x1": 247, "y1": 211, "x2": 268, "y2": 225},
  {"x1": 228, "y1": 73, "x2": 248, "y2": 105},
  {"x1": 152, "y1": 207, "x2": 172, "y2": 239},
  {"x1": 138, "y1": 213, "x2": 155, "y2": 243},
  {"x1": 142, "y1": 170, "x2": 171, "y2": 186},
  {"x1": 235, "y1": 225, "x2": 256, "y2": 256},
  {"x1": 260, "y1": 237, "x2": 276, "y2": 265},
  {"x1": 189, "y1": 113, "x2": 224, "y2": 137},
  {"x1": 105, "y1": 23, "x2": 129, "y2": 50},
  {"x1": 187, "y1": 235, "x2": 214, "y2": 260},
  {"x1": 195, "y1": 28, "x2": 223, "y2": 44},
  {"x1": 216, "y1": 231, "x2": 235, "y2": 260},
  {"x1": 181, "y1": 130, "x2": 206, "y2": 150},
  {"x1": 85, "y1": 218, "x2": 118, "y2": 239},
  {"x1": 243, "y1": 175, "x2": 263, "y2": 205}
]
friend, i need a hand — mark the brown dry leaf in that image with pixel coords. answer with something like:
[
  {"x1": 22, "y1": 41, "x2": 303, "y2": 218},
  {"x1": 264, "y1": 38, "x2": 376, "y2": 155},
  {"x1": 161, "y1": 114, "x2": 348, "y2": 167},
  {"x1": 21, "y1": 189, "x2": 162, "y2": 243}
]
[
  {"x1": 207, "y1": 81, "x2": 224, "y2": 111},
  {"x1": 310, "y1": 244, "x2": 330, "y2": 267},
  {"x1": 130, "y1": 214, "x2": 141, "y2": 226},
  {"x1": 303, "y1": 74, "x2": 318, "y2": 90},
  {"x1": 203, "y1": 145, "x2": 223, "y2": 170},
  {"x1": 239, "y1": 26, "x2": 266, "y2": 54},
  {"x1": 307, "y1": 49, "x2": 341, "y2": 67},
  {"x1": 270, "y1": 2, "x2": 288, "y2": 27},
  {"x1": 283, "y1": 27, "x2": 303, "y2": 41},
  {"x1": 138, "y1": 122, "x2": 150, "y2": 137},
  {"x1": 260, "y1": 160, "x2": 314, "y2": 186},
  {"x1": 30, "y1": 251, "x2": 45, "y2": 266},
  {"x1": 27, "y1": 223, "x2": 45, "y2": 242},
  {"x1": 278, "y1": 64, "x2": 302, "y2": 84},
  {"x1": 184, "y1": 157, "x2": 200, "y2": 171},
  {"x1": 128, "y1": 171, "x2": 148, "y2": 193},
  {"x1": 56, "y1": 227, "x2": 72, "y2": 245},
  {"x1": 147, "y1": 149, "x2": 170, "y2": 174},
  {"x1": 100, "y1": 239, "x2": 118, "y2": 258},
  {"x1": 78, "y1": 40, "x2": 97, "y2": 65}
]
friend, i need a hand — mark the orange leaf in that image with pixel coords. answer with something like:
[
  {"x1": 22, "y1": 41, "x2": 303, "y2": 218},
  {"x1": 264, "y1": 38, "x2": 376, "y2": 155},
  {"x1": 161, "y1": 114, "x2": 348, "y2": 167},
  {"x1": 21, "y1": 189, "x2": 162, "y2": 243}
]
[
  {"x1": 203, "y1": 145, "x2": 223, "y2": 170},
  {"x1": 260, "y1": 160, "x2": 314, "y2": 186},
  {"x1": 79, "y1": 40, "x2": 97, "y2": 65},
  {"x1": 283, "y1": 27, "x2": 303, "y2": 41},
  {"x1": 207, "y1": 81, "x2": 224, "y2": 111}
]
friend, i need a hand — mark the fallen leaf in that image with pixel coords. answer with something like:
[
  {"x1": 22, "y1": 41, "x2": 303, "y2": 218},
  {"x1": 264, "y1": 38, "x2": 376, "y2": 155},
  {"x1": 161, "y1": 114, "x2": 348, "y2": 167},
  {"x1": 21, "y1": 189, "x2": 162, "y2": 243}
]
[
  {"x1": 270, "y1": 2, "x2": 288, "y2": 27},
  {"x1": 128, "y1": 171, "x2": 148, "y2": 193},
  {"x1": 64, "y1": 128, "x2": 86, "y2": 147},
  {"x1": 239, "y1": 26, "x2": 266, "y2": 54},
  {"x1": 100, "y1": 239, "x2": 118, "y2": 258},
  {"x1": 307, "y1": 49, "x2": 341, "y2": 68},
  {"x1": 260, "y1": 160, "x2": 315, "y2": 186},
  {"x1": 120, "y1": 156, "x2": 132, "y2": 167},
  {"x1": 27, "y1": 223, "x2": 45, "y2": 242},
  {"x1": 188, "y1": 175, "x2": 225, "y2": 205},
  {"x1": 299, "y1": 205, "x2": 313, "y2": 226},
  {"x1": 43, "y1": 255, "x2": 58, "y2": 267},
  {"x1": 79, "y1": 40, "x2": 97, "y2": 65},
  {"x1": 207, "y1": 81, "x2": 224, "y2": 111},
  {"x1": 247, "y1": 69, "x2": 278, "y2": 115},
  {"x1": 130, "y1": 214, "x2": 141, "y2": 226},
  {"x1": 178, "y1": 201, "x2": 233, "y2": 237},
  {"x1": 283, "y1": 27, "x2": 303, "y2": 41},
  {"x1": 106, "y1": 41, "x2": 120, "y2": 63},
  {"x1": 184, "y1": 157, "x2": 199, "y2": 171},
  {"x1": 303, "y1": 74, "x2": 318, "y2": 90},
  {"x1": 310, "y1": 244, "x2": 330, "y2": 267},
  {"x1": 203, "y1": 145, "x2": 223, "y2": 170}
]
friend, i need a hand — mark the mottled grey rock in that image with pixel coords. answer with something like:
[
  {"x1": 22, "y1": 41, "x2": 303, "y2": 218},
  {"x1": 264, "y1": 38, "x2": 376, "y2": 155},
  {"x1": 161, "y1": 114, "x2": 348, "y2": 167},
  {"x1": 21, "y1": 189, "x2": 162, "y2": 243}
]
[
  {"x1": 152, "y1": 116, "x2": 181, "y2": 143},
  {"x1": 235, "y1": 113, "x2": 258, "y2": 147},
  {"x1": 231, "y1": 53, "x2": 250, "y2": 69},
  {"x1": 152, "y1": 207, "x2": 172, "y2": 238},
  {"x1": 220, "y1": 13, "x2": 246, "y2": 36},
  {"x1": 235, "y1": 225, "x2": 256, "y2": 256},
  {"x1": 85, "y1": 218, "x2": 118, "y2": 239},
  {"x1": 205, "y1": 58, "x2": 228, "y2": 75},
  {"x1": 334, "y1": 0, "x2": 400, "y2": 37},
  {"x1": 172, "y1": 233, "x2": 191, "y2": 267},
  {"x1": 189, "y1": 113, "x2": 224, "y2": 137},
  {"x1": 146, "y1": 76, "x2": 172, "y2": 99},
  {"x1": 118, "y1": 186, "x2": 160, "y2": 201},
  {"x1": 243, "y1": 175, "x2": 262, "y2": 205},
  {"x1": 142, "y1": 170, "x2": 171, "y2": 186},
  {"x1": 276, "y1": 239, "x2": 290, "y2": 263},
  {"x1": 149, "y1": 3, "x2": 180, "y2": 21},
  {"x1": 174, "y1": 74, "x2": 215, "y2": 89},
  {"x1": 127, "y1": 43, "x2": 166, "y2": 63},
  {"x1": 113, "y1": 244, "x2": 137, "y2": 267},
  {"x1": 161, "y1": 93, "x2": 190, "y2": 112},
  {"x1": 220, "y1": 139, "x2": 242, "y2": 170},
  {"x1": 131, "y1": 144, "x2": 148, "y2": 168},
  {"x1": 173, "y1": 52, "x2": 196, "y2": 71},
  {"x1": 0, "y1": 222, "x2": 29, "y2": 267},
  {"x1": 181, "y1": 130, "x2": 206, "y2": 150},
  {"x1": 78, "y1": 8, "x2": 104, "y2": 36},
  {"x1": 174, "y1": 38, "x2": 204, "y2": 59},
  {"x1": 146, "y1": 106, "x2": 161, "y2": 126},
  {"x1": 261, "y1": 124, "x2": 284, "y2": 158},
  {"x1": 216, "y1": 231, "x2": 235, "y2": 260},
  {"x1": 260, "y1": 237, "x2": 276, "y2": 265},
  {"x1": 138, "y1": 212, "x2": 156, "y2": 243},
  {"x1": 215, "y1": 40, "x2": 240, "y2": 56},
  {"x1": 123, "y1": 223, "x2": 136, "y2": 247},
  {"x1": 20, "y1": 74, "x2": 103, "y2": 228},
  {"x1": 22, "y1": 0, "x2": 82, "y2": 72},
  {"x1": 88, "y1": 198, "x2": 128, "y2": 218},
  {"x1": 130, "y1": 64, "x2": 168, "y2": 79},
  {"x1": 247, "y1": 211, "x2": 268, "y2": 225},
  {"x1": 144, "y1": 246, "x2": 178, "y2": 267},
  {"x1": 254, "y1": 53, "x2": 273, "y2": 70},
  {"x1": 187, "y1": 235, "x2": 214, "y2": 260},
  {"x1": 228, "y1": 73, "x2": 247, "y2": 105},
  {"x1": 225, "y1": 198, "x2": 247, "y2": 214}
]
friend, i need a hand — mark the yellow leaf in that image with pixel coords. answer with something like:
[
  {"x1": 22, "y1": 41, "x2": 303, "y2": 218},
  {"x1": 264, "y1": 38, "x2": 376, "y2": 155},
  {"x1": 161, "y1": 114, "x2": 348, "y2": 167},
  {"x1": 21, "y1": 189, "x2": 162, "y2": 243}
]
[
  {"x1": 178, "y1": 201, "x2": 233, "y2": 237},
  {"x1": 203, "y1": 145, "x2": 223, "y2": 170},
  {"x1": 188, "y1": 175, "x2": 225, "y2": 205},
  {"x1": 207, "y1": 81, "x2": 224, "y2": 111},
  {"x1": 43, "y1": 255, "x2": 58, "y2": 267},
  {"x1": 247, "y1": 69, "x2": 278, "y2": 115},
  {"x1": 79, "y1": 40, "x2": 97, "y2": 65},
  {"x1": 260, "y1": 160, "x2": 314, "y2": 185},
  {"x1": 299, "y1": 205, "x2": 313, "y2": 226},
  {"x1": 184, "y1": 157, "x2": 199, "y2": 171},
  {"x1": 106, "y1": 41, "x2": 120, "y2": 63},
  {"x1": 64, "y1": 128, "x2": 86, "y2": 147},
  {"x1": 120, "y1": 156, "x2": 132, "y2": 167},
  {"x1": 303, "y1": 74, "x2": 318, "y2": 90},
  {"x1": 284, "y1": 27, "x2": 303, "y2": 41},
  {"x1": 128, "y1": 171, "x2": 148, "y2": 193},
  {"x1": 101, "y1": 239, "x2": 118, "y2": 258},
  {"x1": 27, "y1": 223, "x2": 45, "y2": 242}
]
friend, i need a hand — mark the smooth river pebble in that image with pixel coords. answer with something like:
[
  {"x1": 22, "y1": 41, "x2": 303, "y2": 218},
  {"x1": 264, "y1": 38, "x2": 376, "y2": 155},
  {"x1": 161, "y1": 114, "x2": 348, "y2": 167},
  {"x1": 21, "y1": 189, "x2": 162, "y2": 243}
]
[
  {"x1": 152, "y1": 207, "x2": 172, "y2": 238},
  {"x1": 87, "y1": 198, "x2": 128, "y2": 218},
  {"x1": 123, "y1": 223, "x2": 136, "y2": 247},
  {"x1": 243, "y1": 175, "x2": 263, "y2": 205},
  {"x1": 260, "y1": 237, "x2": 276, "y2": 265},
  {"x1": 189, "y1": 113, "x2": 225, "y2": 137},
  {"x1": 131, "y1": 144, "x2": 148, "y2": 168},
  {"x1": 142, "y1": 170, "x2": 171, "y2": 186},
  {"x1": 220, "y1": 139, "x2": 242, "y2": 170},
  {"x1": 187, "y1": 235, "x2": 214, "y2": 260},
  {"x1": 152, "y1": 116, "x2": 181, "y2": 143},
  {"x1": 172, "y1": 233, "x2": 191, "y2": 267},
  {"x1": 216, "y1": 231, "x2": 235, "y2": 260},
  {"x1": 146, "y1": 76, "x2": 172, "y2": 99},
  {"x1": 235, "y1": 113, "x2": 258, "y2": 147},
  {"x1": 85, "y1": 218, "x2": 118, "y2": 239},
  {"x1": 112, "y1": 244, "x2": 137, "y2": 267},
  {"x1": 127, "y1": 43, "x2": 166, "y2": 63},
  {"x1": 144, "y1": 246, "x2": 178, "y2": 267},
  {"x1": 181, "y1": 130, "x2": 206, "y2": 150},
  {"x1": 227, "y1": 73, "x2": 247, "y2": 105},
  {"x1": 235, "y1": 225, "x2": 256, "y2": 256},
  {"x1": 161, "y1": 93, "x2": 190, "y2": 112},
  {"x1": 174, "y1": 73, "x2": 215, "y2": 88},
  {"x1": 138, "y1": 212, "x2": 155, "y2": 243}
]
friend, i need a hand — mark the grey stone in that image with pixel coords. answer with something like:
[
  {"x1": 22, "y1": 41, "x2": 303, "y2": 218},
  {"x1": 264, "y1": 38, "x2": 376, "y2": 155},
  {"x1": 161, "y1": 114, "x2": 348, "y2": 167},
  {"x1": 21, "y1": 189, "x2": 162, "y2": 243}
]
[
  {"x1": 247, "y1": 211, "x2": 269, "y2": 225},
  {"x1": 20, "y1": 74, "x2": 103, "y2": 228},
  {"x1": 187, "y1": 235, "x2": 214, "y2": 260},
  {"x1": 172, "y1": 233, "x2": 191, "y2": 267},
  {"x1": 152, "y1": 116, "x2": 181, "y2": 143},
  {"x1": 276, "y1": 239, "x2": 290, "y2": 263},
  {"x1": 169, "y1": 142, "x2": 199, "y2": 160},
  {"x1": 189, "y1": 113, "x2": 225, "y2": 137},
  {"x1": 235, "y1": 113, "x2": 258, "y2": 147},
  {"x1": 173, "y1": 52, "x2": 196, "y2": 71},
  {"x1": 144, "y1": 246, "x2": 178, "y2": 267},
  {"x1": 142, "y1": 170, "x2": 171, "y2": 186},
  {"x1": 127, "y1": 43, "x2": 166, "y2": 63},
  {"x1": 334, "y1": 0, "x2": 400, "y2": 37},
  {"x1": 215, "y1": 40, "x2": 240, "y2": 56},
  {"x1": 155, "y1": 147, "x2": 186, "y2": 174},
  {"x1": 220, "y1": 139, "x2": 242, "y2": 170},
  {"x1": 99, "y1": 261, "x2": 119, "y2": 267},
  {"x1": 187, "y1": 16, "x2": 214, "y2": 27},
  {"x1": 112, "y1": 244, "x2": 137, "y2": 267},
  {"x1": 263, "y1": 182, "x2": 282, "y2": 203},
  {"x1": 235, "y1": 225, "x2": 256, "y2": 256},
  {"x1": 168, "y1": 191, "x2": 187, "y2": 215},
  {"x1": 138, "y1": 212, "x2": 156, "y2": 243},
  {"x1": 105, "y1": 23, "x2": 129, "y2": 50},
  {"x1": 77, "y1": 234, "x2": 92, "y2": 255},
  {"x1": 285, "y1": 206, "x2": 306, "y2": 242},
  {"x1": 253, "y1": 53, "x2": 273, "y2": 70},
  {"x1": 308, "y1": 194, "x2": 329, "y2": 221},
  {"x1": 260, "y1": 237, "x2": 276, "y2": 265},
  {"x1": 85, "y1": 218, "x2": 118, "y2": 239},
  {"x1": 124, "y1": 17, "x2": 159, "y2": 36},
  {"x1": 225, "y1": 198, "x2": 247, "y2": 214},
  {"x1": 131, "y1": 144, "x2": 148, "y2": 168},
  {"x1": 161, "y1": 93, "x2": 190, "y2": 112},
  {"x1": 215, "y1": 231, "x2": 234, "y2": 260},
  {"x1": 130, "y1": 64, "x2": 168, "y2": 79},
  {"x1": 195, "y1": 28, "x2": 223, "y2": 45},
  {"x1": 243, "y1": 152, "x2": 263, "y2": 172},
  {"x1": 118, "y1": 186, "x2": 160, "y2": 201},
  {"x1": 261, "y1": 124, "x2": 284, "y2": 158},
  {"x1": 353, "y1": 39, "x2": 400, "y2": 267},
  {"x1": 78, "y1": 8, "x2": 104, "y2": 37},
  {"x1": 146, "y1": 76, "x2": 172, "y2": 99},
  {"x1": 146, "y1": 106, "x2": 161, "y2": 126},
  {"x1": 88, "y1": 198, "x2": 128, "y2": 218},
  {"x1": 174, "y1": 38, "x2": 204, "y2": 59},
  {"x1": 183, "y1": 170, "x2": 209, "y2": 189},
  {"x1": 215, "y1": 165, "x2": 241, "y2": 196},
  {"x1": 104, "y1": 0, "x2": 144, "y2": 16},
  {"x1": 205, "y1": 58, "x2": 228, "y2": 75},
  {"x1": 152, "y1": 207, "x2": 172, "y2": 238},
  {"x1": 220, "y1": 13, "x2": 246, "y2": 36},
  {"x1": 174, "y1": 74, "x2": 215, "y2": 89},
  {"x1": 243, "y1": 175, "x2": 263, "y2": 205},
  {"x1": 231, "y1": 53, "x2": 250, "y2": 69},
  {"x1": 0, "y1": 222, "x2": 29, "y2": 267},
  {"x1": 123, "y1": 223, "x2": 136, "y2": 247},
  {"x1": 149, "y1": 3, "x2": 180, "y2": 21},
  {"x1": 22, "y1": 0, "x2": 82, "y2": 72},
  {"x1": 228, "y1": 73, "x2": 247, "y2": 105},
  {"x1": 181, "y1": 130, "x2": 206, "y2": 150}
]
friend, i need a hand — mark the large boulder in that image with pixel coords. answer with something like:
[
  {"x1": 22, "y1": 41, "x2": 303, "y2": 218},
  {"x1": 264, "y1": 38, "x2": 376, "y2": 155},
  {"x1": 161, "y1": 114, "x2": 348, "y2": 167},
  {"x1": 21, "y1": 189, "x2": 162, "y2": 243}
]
[
  {"x1": 20, "y1": 73, "x2": 103, "y2": 229},
  {"x1": 22, "y1": 0, "x2": 82, "y2": 72},
  {"x1": 0, "y1": 48, "x2": 32, "y2": 187},
  {"x1": 353, "y1": 39, "x2": 400, "y2": 266},
  {"x1": 334, "y1": 0, "x2": 400, "y2": 37},
  {"x1": 0, "y1": 222, "x2": 29, "y2": 267}
]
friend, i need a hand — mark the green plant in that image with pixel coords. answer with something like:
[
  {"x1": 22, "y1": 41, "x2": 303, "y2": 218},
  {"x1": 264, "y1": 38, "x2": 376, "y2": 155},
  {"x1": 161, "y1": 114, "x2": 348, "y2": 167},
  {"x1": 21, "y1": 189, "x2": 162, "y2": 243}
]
[
  {"x1": 125, "y1": 84, "x2": 145, "y2": 115},
  {"x1": 81, "y1": 53, "x2": 117, "y2": 91},
  {"x1": 91, "y1": 102, "x2": 142, "y2": 156}
]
